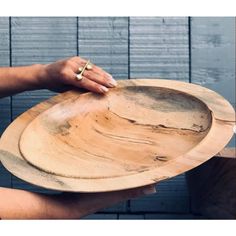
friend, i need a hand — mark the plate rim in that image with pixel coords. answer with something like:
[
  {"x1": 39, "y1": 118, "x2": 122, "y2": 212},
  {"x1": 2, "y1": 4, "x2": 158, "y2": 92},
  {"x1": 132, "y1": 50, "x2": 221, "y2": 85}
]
[{"x1": 0, "y1": 79, "x2": 235, "y2": 192}]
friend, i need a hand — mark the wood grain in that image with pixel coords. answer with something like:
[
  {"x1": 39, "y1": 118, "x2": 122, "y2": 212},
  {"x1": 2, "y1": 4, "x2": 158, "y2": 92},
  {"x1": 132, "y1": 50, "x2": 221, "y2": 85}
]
[
  {"x1": 0, "y1": 79, "x2": 234, "y2": 192},
  {"x1": 129, "y1": 17, "x2": 190, "y2": 212},
  {"x1": 0, "y1": 17, "x2": 12, "y2": 187},
  {"x1": 78, "y1": 17, "x2": 128, "y2": 79},
  {"x1": 19, "y1": 85, "x2": 212, "y2": 179},
  {"x1": 10, "y1": 17, "x2": 78, "y2": 191},
  {"x1": 0, "y1": 17, "x2": 235, "y2": 215},
  {"x1": 130, "y1": 17, "x2": 189, "y2": 80},
  {"x1": 0, "y1": 17, "x2": 10, "y2": 134},
  {"x1": 191, "y1": 17, "x2": 235, "y2": 147},
  {"x1": 11, "y1": 17, "x2": 77, "y2": 119}
]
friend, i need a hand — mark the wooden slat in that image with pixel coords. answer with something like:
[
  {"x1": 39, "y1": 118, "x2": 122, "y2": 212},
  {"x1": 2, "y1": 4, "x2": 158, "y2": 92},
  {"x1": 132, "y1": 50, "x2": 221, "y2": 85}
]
[
  {"x1": 11, "y1": 17, "x2": 77, "y2": 191},
  {"x1": 0, "y1": 17, "x2": 12, "y2": 187},
  {"x1": 99, "y1": 202, "x2": 127, "y2": 213},
  {"x1": 11, "y1": 17, "x2": 77, "y2": 118},
  {"x1": 78, "y1": 17, "x2": 129, "y2": 79},
  {"x1": 130, "y1": 175, "x2": 190, "y2": 213},
  {"x1": 0, "y1": 17, "x2": 10, "y2": 134},
  {"x1": 144, "y1": 213, "x2": 203, "y2": 219},
  {"x1": 79, "y1": 17, "x2": 129, "y2": 212},
  {"x1": 130, "y1": 17, "x2": 189, "y2": 80},
  {"x1": 118, "y1": 214, "x2": 145, "y2": 219},
  {"x1": 82, "y1": 213, "x2": 117, "y2": 220},
  {"x1": 186, "y1": 152, "x2": 236, "y2": 219},
  {"x1": 129, "y1": 17, "x2": 190, "y2": 213},
  {"x1": 191, "y1": 17, "x2": 235, "y2": 147}
]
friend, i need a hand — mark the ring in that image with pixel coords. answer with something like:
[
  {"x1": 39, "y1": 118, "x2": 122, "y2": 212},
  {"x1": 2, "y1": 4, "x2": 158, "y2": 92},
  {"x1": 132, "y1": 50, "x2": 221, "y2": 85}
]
[
  {"x1": 76, "y1": 74, "x2": 83, "y2": 81},
  {"x1": 76, "y1": 60, "x2": 93, "y2": 81}
]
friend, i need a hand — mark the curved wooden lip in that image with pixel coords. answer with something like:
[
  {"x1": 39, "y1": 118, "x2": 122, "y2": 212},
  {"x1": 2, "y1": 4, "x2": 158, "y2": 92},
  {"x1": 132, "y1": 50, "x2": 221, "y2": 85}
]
[
  {"x1": 0, "y1": 79, "x2": 235, "y2": 192},
  {"x1": 19, "y1": 84, "x2": 213, "y2": 179}
]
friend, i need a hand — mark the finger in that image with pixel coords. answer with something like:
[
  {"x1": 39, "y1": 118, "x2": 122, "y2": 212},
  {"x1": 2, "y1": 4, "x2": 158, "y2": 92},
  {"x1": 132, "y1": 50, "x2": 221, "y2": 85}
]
[
  {"x1": 70, "y1": 57, "x2": 113, "y2": 81},
  {"x1": 92, "y1": 64, "x2": 112, "y2": 79},
  {"x1": 70, "y1": 73, "x2": 109, "y2": 94},
  {"x1": 69, "y1": 59, "x2": 117, "y2": 88},
  {"x1": 70, "y1": 56, "x2": 87, "y2": 65},
  {"x1": 83, "y1": 70, "x2": 117, "y2": 88},
  {"x1": 141, "y1": 184, "x2": 157, "y2": 195}
]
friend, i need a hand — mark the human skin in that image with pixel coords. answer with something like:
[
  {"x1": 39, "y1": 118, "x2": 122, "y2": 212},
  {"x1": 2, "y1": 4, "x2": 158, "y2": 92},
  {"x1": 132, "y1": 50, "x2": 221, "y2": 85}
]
[
  {"x1": 0, "y1": 56, "x2": 156, "y2": 219},
  {"x1": 0, "y1": 56, "x2": 117, "y2": 98},
  {"x1": 0, "y1": 185, "x2": 156, "y2": 219}
]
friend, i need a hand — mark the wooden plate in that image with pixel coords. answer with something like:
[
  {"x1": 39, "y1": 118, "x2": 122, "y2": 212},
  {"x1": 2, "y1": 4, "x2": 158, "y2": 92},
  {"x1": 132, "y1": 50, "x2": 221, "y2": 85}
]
[{"x1": 0, "y1": 79, "x2": 235, "y2": 192}]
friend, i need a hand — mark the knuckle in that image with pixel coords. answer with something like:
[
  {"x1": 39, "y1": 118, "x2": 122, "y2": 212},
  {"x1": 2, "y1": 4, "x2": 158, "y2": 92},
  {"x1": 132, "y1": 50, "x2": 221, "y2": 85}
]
[
  {"x1": 59, "y1": 68, "x2": 69, "y2": 79},
  {"x1": 66, "y1": 60, "x2": 73, "y2": 67}
]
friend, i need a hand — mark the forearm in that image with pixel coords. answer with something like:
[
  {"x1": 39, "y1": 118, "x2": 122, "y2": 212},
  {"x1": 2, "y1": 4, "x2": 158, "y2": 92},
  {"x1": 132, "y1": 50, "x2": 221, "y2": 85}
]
[
  {"x1": 0, "y1": 187, "x2": 71, "y2": 219},
  {"x1": 0, "y1": 186, "x2": 155, "y2": 219},
  {"x1": 0, "y1": 64, "x2": 44, "y2": 98}
]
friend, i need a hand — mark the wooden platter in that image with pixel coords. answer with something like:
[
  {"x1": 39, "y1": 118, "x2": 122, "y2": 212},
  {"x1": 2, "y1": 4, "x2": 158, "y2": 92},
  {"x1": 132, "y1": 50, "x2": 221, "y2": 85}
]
[{"x1": 0, "y1": 79, "x2": 235, "y2": 192}]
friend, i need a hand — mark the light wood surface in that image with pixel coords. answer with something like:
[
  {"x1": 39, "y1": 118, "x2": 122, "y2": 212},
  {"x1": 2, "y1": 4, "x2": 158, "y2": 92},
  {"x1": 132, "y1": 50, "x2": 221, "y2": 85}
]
[
  {"x1": 20, "y1": 85, "x2": 211, "y2": 178},
  {"x1": 0, "y1": 79, "x2": 235, "y2": 192}
]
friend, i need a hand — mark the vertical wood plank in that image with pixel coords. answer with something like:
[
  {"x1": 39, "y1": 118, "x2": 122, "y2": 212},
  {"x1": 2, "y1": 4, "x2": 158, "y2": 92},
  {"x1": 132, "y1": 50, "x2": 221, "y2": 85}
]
[
  {"x1": 11, "y1": 17, "x2": 77, "y2": 119},
  {"x1": 130, "y1": 17, "x2": 189, "y2": 80},
  {"x1": 130, "y1": 175, "x2": 190, "y2": 213},
  {"x1": 0, "y1": 17, "x2": 11, "y2": 134},
  {"x1": 11, "y1": 17, "x2": 77, "y2": 191},
  {"x1": 82, "y1": 213, "x2": 118, "y2": 220},
  {"x1": 78, "y1": 17, "x2": 129, "y2": 79},
  {"x1": 79, "y1": 17, "x2": 129, "y2": 212},
  {"x1": 191, "y1": 17, "x2": 235, "y2": 147},
  {"x1": 0, "y1": 17, "x2": 12, "y2": 187},
  {"x1": 129, "y1": 17, "x2": 190, "y2": 214}
]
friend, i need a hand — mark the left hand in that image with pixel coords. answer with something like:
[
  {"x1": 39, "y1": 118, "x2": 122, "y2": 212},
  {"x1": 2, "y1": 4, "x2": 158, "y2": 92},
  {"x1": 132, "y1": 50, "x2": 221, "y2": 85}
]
[{"x1": 37, "y1": 56, "x2": 117, "y2": 94}]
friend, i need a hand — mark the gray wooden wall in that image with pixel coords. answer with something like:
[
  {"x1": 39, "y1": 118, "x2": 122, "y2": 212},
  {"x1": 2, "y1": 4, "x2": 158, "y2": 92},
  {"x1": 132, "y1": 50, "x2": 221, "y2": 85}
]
[{"x1": 0, "y1": 17, "x2": 235, "y2": 219}]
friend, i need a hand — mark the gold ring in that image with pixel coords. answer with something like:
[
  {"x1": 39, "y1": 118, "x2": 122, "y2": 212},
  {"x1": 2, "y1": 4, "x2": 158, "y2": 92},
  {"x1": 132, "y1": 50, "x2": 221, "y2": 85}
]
[
  {"x1": 76, "y1": 74, "x2": 83, "y2": 81},
  {"x1": 76, "y1": 60, "x2": 93, "y2": 81}
]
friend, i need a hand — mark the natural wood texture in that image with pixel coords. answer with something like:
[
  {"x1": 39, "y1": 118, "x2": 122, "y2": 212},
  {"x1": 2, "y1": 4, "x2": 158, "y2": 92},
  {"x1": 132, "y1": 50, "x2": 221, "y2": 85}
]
[
  {"x1": 186, "y1": 148, "x2": 236, "y2": 219},
  {"x1": 0, "y1": 79, "x2": 235, "y2": 192},
  {"x1": 0, "y1": 17, "x2": 12, "y2": 187},
  {"x1": 11, "y1": 17, "x2": 77, "y2": 119},
  {"x1": 20, "y1": 86, "x2": 211, "y2": 179},
  {"x1": 79, "y1": 17, "x2": 128, "y2": 79},
  {"x1": 130, "y1": 17, "x2": 189, "y2": 80},
  {"x1": 78, "y1": 18, "x2": 128, "y2": 209},
  {"x1": 191, "y1": 17, "x2": 235, "y2": 147},
  {"x1": 129, "y1": 17, "x2": 190, "y2": 212},
  {"x1": 191, "y1": 17, "x2": 235, "y2": 102},
  {"x1": 0, "y1": 17, "x2": 10, "y2": 134},
  {"x1": 9, "y1": 17, "x2": 77, "y2": 191},
  {"x1": 0, "y1": 16, "x2": 234, "y2": 215}
]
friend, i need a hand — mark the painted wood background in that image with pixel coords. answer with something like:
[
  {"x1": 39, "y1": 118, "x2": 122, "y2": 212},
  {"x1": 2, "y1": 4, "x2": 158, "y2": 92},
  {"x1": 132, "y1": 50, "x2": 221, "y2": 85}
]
[{"x1": 0, "y1": 17, "x2": 235, "y2": 219}]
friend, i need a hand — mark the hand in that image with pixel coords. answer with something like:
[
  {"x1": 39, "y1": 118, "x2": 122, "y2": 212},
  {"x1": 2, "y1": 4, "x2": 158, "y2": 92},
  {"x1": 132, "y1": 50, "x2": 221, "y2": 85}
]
[
  {"x1": 60, "y1": 184, "x2": 157, "y2": 219},
  {"x1": 38, "y1": 57, "x2": 117, "y2": 94},
  {"x1": 0, "y1": 184, "x2": 156, "y2": 219}
]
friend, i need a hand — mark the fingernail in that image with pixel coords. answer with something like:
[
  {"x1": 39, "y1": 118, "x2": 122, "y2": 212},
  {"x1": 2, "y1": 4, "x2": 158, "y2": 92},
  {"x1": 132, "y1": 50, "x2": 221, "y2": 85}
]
[
  {"x1": 100, "y1": 86, "x2": 109, "y2": 93},
  {"x1": 108, "y1": 78, "x2": 117, "y2": 87}
]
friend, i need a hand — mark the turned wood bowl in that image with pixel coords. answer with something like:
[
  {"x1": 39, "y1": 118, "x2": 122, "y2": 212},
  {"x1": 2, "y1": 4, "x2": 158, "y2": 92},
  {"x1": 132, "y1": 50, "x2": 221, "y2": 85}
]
[{"x1": 0, "y1": 79, "x2": 235, "y2": 192}]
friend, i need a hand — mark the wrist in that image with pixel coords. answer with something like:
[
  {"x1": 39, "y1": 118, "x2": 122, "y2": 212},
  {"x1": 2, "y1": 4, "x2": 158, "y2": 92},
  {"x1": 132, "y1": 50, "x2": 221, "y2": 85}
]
[{"x1": 33, "y1": 63, "x2": 49, "y2": 90}]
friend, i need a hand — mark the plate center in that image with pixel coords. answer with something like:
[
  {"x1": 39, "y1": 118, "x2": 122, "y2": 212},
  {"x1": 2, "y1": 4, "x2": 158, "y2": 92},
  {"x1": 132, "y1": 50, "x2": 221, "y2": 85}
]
[{"x1": 19, "y1": 86, "x2": 212, "y2": 179}]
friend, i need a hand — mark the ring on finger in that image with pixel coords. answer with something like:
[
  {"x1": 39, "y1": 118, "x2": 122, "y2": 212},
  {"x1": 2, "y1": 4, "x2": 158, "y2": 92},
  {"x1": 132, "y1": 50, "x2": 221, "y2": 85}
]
[
  {"x1": 76, "y1": 60, "x2": 93, "y2": 81},
  {"x1": 76, "y1": 74, "x2": 83, "y2": 81}
]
